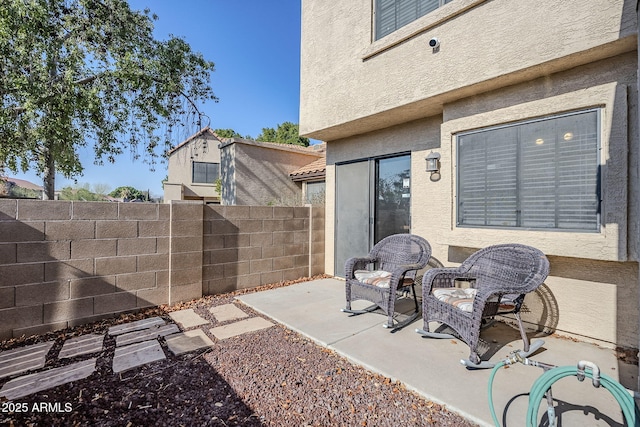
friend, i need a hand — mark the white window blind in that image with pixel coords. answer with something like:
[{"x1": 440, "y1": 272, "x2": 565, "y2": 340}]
[
  {"x1": 375, "y1": 0, "x2": 452, "y2": 40},
  {"x1": 457, "y1": 110, "x2": 600, "y2": 231}
]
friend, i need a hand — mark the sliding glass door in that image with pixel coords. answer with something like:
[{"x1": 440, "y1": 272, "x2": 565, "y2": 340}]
[{"x1": 334, "y1": 154, "x2": 411, "y2": 276}]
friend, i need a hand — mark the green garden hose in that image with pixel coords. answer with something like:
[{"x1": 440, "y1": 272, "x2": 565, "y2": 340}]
[
  {"x1": 488, "y1": 361, "x2": 506, "y2": 427},
  {"x1": 526, "y1": 365, "x2": 639, "y2": 427},
  {"x1": 488, "y1": 360, "x2": 640, "y2": 427}
]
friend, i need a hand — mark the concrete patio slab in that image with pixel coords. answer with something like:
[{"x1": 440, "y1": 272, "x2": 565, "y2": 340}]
[
  {"x1": 108, "y1": 317, "x2": 166, "y2": 336},
  {"x1": 58, "y1": 334, "x2": 104, "y2": 359},
  {"x1": 238, "y1": 278, "x2": 633, "y2": 427},
  {"x1": 165, "y1": 329, "x2": 214, "y2": 355},
  {"x1": 168, "y1": 309, "x2": 209, "y2": 329},
  {"x1": 209, "y1": 304, "x2": 249, "y2": 323},
  {"x1": 209, "y1": 317, "x2": 274, "y2": 340},
  {"x1": 112, "y1": 340, "x2": 166, "y2": 374},
  {"x1": 238, "y1": 279, "x2": 383, "y2": 346},
  {"x1": 116, "y1": 324, "x2": 180, "y2": 347},
  {"x1": 0, "y1": 358, "x2": 96, "y2": 400},
  {"x1": 0, "y1": 341, "x2": 54, "y2": 379}
]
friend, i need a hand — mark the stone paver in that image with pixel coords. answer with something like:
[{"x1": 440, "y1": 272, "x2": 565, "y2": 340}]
[
  {"x1": 165, "y1": 330, "x2": 215, "y2": 355},
  {"x1": 112, "y1": 340, "x2": 166, "y2": 373},
  {"x1": 0, "y1": 341, "x2": 55, "y2": 379},
  {"x1": 108, "y1": 317, "x2": 166, "y2": 336},
  {"x1": 0, "y1": 358, "x2": 96, "y2": 400},
  {"x1": 209, "y1": 304, "x2": 249, "y2": 323},
  {"x1": 58, "y1": 334, "x2": 105, "y2": 359},
  {"x1": 209, "y1": 317, "x2": 274, "y2": 340},
  {"x1": 116, "y1": 324, "x2": 180, "y2": 347},
  {"x1": 169, "y1": 309, "x2": 209, "y2": 329}
]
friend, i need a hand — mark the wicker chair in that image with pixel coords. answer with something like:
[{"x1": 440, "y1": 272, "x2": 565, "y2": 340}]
[
  {"x1": 416, "y1": 244, "x2": 550, "y2": 368},
  {"x1": 342, "y1": 234, "x2": 432, "y2": 332}
]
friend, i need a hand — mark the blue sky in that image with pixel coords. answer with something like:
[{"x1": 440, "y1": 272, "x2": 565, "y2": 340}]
[{"x1": 11, "y1": 0, "x2": 303, "y2": 198}]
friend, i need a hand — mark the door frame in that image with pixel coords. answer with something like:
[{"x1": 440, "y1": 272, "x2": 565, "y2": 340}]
[{"x1": 334, "y1": 151, "x2": 411, "y2": 276}]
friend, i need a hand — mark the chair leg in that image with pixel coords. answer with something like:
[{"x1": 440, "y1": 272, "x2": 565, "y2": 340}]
[
  {"x1": 383, "y1": 283, "x2": 420, "y2": 332},
  {"x1": 513, "y1": 312, "x2": 529, "y2": 352}
]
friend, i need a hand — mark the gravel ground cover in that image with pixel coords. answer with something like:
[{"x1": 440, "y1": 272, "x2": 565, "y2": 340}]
[{"x1": 0, "y1": 276, "x2": 477, "y2": 427}]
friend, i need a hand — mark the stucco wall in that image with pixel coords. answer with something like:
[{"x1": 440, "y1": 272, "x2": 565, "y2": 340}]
[
  {"x1": 222, "y1": 141, "x2": 322, "y2": 206},
  {"x1": 321, "y1": 54, "x2": 638, "y2": 348},
  {"x1": 300, "y1": 0, "x2": 637, "y2": 141},
  {"x1": 303, "y1": 0, "x2": 638, "y2": 350},
  {"x1": 164, "y1": 133, "x2": 221, "y2": 202}
]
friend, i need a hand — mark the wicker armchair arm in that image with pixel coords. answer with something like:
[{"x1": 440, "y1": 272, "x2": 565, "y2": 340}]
[
  {"x1": 344, "y1": 256, "x2": 376, "y2": 279},
  {"x1": 388, "y1": 263, "x2": 424, "y2": 281},
  {"x1": 422, "y1": 268, "x2": 477, "y2": 294}
]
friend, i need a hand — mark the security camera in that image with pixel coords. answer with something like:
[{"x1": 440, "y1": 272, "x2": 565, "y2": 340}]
[{"x1": 429, "y1": 37, "x2": 440, "y2": 49}]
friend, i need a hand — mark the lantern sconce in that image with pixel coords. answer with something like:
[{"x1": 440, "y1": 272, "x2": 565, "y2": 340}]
[
  {"x1": 426, "y1": 152, "x2": 441, "y2": 172},
  {"x1": 426, "y1": 151, "x2": 441, "y2": 181}
]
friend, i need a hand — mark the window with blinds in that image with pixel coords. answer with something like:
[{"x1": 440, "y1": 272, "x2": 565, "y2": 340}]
[
  {"x1": 456, "y1": 110, "x2": 600, "y2": 231},
  {"x1": 192, "y1": 162, "x2": 219, "y2": 184},
  {"x1": 375, "y1": 0, "x2": 452, "y2": 40}
]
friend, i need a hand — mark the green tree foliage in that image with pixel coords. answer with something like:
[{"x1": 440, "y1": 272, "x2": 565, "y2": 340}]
[
  {"x1": 0, "y1": 0, "x2": 217, "y2": 199},
  {"x1": 0, "y1": 176, "x2": 7, "y2": 197},
  {"x1": 213, "y1": 129, "x2": 242, "y2": 139},
  {"x1": 256, "y1": 122, "x2": 309, "y2": 147},
  {"x1": 109, "y1": 185, "x2": 145, "y2": 201},
  {"x1": 59, "y1": 183, "x2": 104, "y2": 201},
  {"x1": 10, "y1": 186, "x2": 40, "y2": 199},
  {"x1": 91, "y1": 182, "x2": 111, "y2": 197}
]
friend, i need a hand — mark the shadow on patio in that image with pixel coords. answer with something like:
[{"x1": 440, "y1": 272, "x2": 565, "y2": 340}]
[{"x1": 238, "y1": 278, "x2": 636, "y2": 427}]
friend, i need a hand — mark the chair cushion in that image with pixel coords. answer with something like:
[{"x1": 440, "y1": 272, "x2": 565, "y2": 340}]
[
  {"x1": 354, "y1": 270, "x2": 391, "y2": 288},
  {"x1": 432, "y1": 288, "x2": 477, "y2": 312},
  {"x1": 432, "y1": 288, "x2": 518, "y2": 313}
]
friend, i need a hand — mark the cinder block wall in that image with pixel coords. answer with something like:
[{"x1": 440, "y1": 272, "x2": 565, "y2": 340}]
[
  {"x1": 0, "y1": 199, "x2": 171, "y2": 340},
  {"x1": 203, "y1": 205, "x2": 325, "y2": 295},
  {"x1": 0, "y1": 200, "x2": 325, "y2": 339}
]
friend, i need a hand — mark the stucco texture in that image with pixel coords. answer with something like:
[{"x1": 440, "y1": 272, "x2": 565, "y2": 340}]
[{"x1": 303, "y1": 0, "x2": 639, "y2": 348}]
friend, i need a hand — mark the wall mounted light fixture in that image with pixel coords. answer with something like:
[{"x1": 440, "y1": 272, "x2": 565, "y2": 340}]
[{"x1": 426, "y1": 151, "x2": 441, "y2": 173}]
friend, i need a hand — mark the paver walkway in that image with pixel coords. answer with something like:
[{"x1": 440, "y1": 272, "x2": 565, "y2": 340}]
[{"x1": 0, "y1": 303, "x2": 273, "y2": 401}]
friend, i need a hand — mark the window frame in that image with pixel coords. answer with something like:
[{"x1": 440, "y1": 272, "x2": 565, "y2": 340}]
[
  {"x1": 192, "y1": 161, "x2": 220, "y2": 184},
  {"x1": 455, "y1": 109, "x2": 602, "y2": 232},
  {"x1": 374, "y1": 0, "x2": 452, "y2": 41}
]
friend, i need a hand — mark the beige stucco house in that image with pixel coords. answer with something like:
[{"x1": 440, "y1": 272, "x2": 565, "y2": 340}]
[
  {"x1": 164, "y1": 128, "x2": 326, "y2": 206},
  {"x1": 219, "y1": 138, "x2": 325, "y2": 205},
  {"x1": 300, "y1": 0, "x2": 639, "y2": 350},
  {"x1": 163, "y1": 127, "x2": 222, "y2": 203}
]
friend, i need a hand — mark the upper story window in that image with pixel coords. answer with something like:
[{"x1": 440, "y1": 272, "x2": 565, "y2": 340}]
[
  {"x1": 456, "y1": 109, "x2": 600, "y2": 231},
  {"x1": 375, "y1": 0, "x2": 453, "y2": 40},
  {"x1": 192, "y1": 162, "x2": 219, "y2": 184}
]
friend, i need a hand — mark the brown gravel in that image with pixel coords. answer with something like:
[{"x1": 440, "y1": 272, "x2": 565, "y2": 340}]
[{"x1": 0, "y1": 276, "x2": 477, "y2": 426}]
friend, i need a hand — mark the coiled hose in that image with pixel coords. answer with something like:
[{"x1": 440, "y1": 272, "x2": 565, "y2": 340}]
[{"x1": 488, "y1": 361, "x2": 640, "y2": 427}]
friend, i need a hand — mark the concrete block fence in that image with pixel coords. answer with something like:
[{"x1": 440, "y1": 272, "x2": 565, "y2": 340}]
[{"x1": 0, "y1": 200, "x2": 325, "y2": 340}]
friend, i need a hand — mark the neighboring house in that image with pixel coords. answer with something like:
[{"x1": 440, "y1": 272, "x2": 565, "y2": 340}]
[
  {"x1": 2, "y1": 177, "x2": 45, "y2": 199},
  {"x1": 164, "y1": 128, "x2": 326, "y2": 206},
  {"x1": 290, "y1": 154, "x2": 326, "y2": 205},
  {"x1": 299, "y1": 0, "x2": 638, "y2": 350},
  {"x1": 163, "y1": 127, "x2": 223, "y2": 203},
  {"x1": 219, "y1": 138, "x2": 325, "y2": 206}
]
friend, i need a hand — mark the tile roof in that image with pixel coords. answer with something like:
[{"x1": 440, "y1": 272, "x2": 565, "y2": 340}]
[
  {"x1": 290, "y1": 157, "x2": 326, "y2": 181},
  {"x1": 5, "y1": 177, "x2": 43, "y2": 191},
  {"x1": 168, "y1": 127, "x2": 221, "y2": 155}
]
